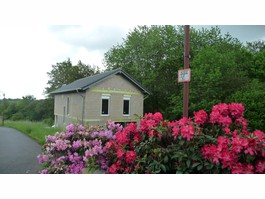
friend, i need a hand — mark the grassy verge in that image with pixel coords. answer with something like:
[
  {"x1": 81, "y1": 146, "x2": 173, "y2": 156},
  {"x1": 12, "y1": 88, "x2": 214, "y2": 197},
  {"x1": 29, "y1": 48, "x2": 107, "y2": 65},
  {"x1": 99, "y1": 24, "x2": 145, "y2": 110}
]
[{"x1": 4, "y1": 120, "x2": 63, "y2": 146}]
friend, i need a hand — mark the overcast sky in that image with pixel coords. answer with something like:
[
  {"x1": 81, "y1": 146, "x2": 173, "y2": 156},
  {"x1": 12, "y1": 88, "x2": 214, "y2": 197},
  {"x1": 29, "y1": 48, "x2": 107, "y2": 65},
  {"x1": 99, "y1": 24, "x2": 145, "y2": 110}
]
[{"x1": 0, "y1": 25, "x2": 265, "y2": 99}]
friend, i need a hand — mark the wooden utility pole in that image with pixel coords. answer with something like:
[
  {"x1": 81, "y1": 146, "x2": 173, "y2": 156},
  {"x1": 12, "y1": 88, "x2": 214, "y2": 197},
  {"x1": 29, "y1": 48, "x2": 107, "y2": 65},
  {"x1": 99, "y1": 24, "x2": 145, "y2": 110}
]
[{"x1": 183, "y1": 25, "x2": 190, "y2": 118}]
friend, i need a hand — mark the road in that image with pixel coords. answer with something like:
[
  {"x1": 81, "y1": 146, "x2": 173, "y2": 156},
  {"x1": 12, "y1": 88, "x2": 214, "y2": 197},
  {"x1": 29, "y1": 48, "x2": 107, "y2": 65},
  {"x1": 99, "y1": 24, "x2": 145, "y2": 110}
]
[{"x1": 0, "y1": 127, "x2": 42, "y2": 174}]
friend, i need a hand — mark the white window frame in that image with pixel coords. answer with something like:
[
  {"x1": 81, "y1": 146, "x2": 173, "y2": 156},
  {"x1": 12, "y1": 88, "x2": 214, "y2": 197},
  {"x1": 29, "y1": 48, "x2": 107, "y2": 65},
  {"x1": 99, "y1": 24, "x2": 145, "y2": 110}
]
[
  {"x1": 123, "y1": 95, "x2": 131, "y2": 116},
  {"x1": 101, "y1": 94, "x2": 110, "y2": 116}
]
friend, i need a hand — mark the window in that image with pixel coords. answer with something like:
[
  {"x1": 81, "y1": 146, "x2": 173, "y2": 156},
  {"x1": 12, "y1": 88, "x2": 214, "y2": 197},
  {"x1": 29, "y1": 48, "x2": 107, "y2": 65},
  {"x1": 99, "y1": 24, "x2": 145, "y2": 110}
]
[
  {"x1": 123, "y1": 96, "x2": 130, "y2": 116},
  {"x1": 66, "y1": 97, "x2": 70, "y2": 114},
  {"x1": 101, "y1": 95, "x2": 110, "y2": 116}
]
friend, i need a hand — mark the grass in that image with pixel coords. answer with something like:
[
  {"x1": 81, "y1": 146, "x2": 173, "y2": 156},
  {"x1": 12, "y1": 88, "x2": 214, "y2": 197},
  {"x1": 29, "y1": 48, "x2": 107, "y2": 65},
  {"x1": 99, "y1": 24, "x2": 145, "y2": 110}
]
[{"x1": 3, "y1": 120, "x2": 63, "y2": 146}]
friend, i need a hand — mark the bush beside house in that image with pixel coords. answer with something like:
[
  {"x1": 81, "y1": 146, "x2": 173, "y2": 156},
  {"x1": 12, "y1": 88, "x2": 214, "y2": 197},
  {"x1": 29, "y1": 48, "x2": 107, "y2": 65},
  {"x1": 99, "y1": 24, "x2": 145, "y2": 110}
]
[{"x1": 37, "y1": 102, "x2": 265, "y2": 174}]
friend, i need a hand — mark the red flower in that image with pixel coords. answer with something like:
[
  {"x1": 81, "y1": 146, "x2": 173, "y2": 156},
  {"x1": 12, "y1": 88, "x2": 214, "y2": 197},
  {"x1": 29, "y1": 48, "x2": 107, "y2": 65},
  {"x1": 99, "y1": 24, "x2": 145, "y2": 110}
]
[
  {"x1": 219, "y1": 116, "x2": 232, "y2": 127},
  {"x1": 229, "y1": 102, "x2": 245, "y2": 119},
  {"x1": 115, "y1": 132, "x2": 129, "y2": 145},
  {"x1": 123, "y1": 123, "x2": 138, "y2": 135},
  {"x1": 254, "y1": 130, "x2": 264, "y2": 141},
  {"x1": 108, "y1": 163, "x2": 118, "y2": 174},
  {"x1": 116, "y1": 149, "x2": 125, "y2": 159},
  {"x1": 255, "y1": 160, "x2": 265, "y2": 173},
  {"x1": 153, "y1": 112, "x2": 163, "y2": 123},
  {"x1": 133, "y1": 134, "x2": 142, "y2": 143},
  {"x1": 180, "y1": 124, "x2": 194, "y2": 141},
  {"x1": 125, "y1": 151, "x2": 137, "y2": 164},
  {"x1": 193, "y1": 110, "x2": 208, "y2": 125},
  {"x1": 172, "y1": 126, "x2": 180, "y2": 139}
]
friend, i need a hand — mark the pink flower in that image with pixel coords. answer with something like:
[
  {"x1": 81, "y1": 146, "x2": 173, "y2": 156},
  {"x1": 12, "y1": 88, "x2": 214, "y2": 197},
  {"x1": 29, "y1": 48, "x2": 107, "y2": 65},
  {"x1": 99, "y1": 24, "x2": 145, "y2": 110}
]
[
  {"x1": 201, "y1": 144, "x2": 219, "y2": 163},
  {"x1": 229, "y1": 103, "x2": 245, "y2": 119},
  {"x1": 255, "y1": 160, "x2": 265, "y2": 173},
  {"x1": 108, "y1": 163, "x2": 118, "y2": 174},
  {"x1": 133, "y1": 134, "x2": 142, "y2": 143},
  {"x1": 193, "y1": 110, "x2": 208, "y2": 125},
  {"x1": 254, "y1": 130, "x2": 264, "y2": 141},
  {"x1": 66, "y1": 124, "x2": 77, "y2": 132},
  {"x1": 123, "y1": 122, "x2": 138, "y2": 135},
  {"x1": 172, "y1": 126, "x2": 180, "y2": 139},
  {"x1": 219, "y1": 116, "x2": 232, "y2": 127},
  {"x1": 180, "y1": 124, "x2": 195, "y2": 141},
  {"x1": 117, "y1": 149, "x2": 125, "y2": 159},
  {"x1": 153, "y1": 112, "x2": 163, "y2": 123},
  {"x1": 115, "y1": 132, "x2": 129, "y2": 145},
  {"x1": 72, "y1": 140, "x2": 82, "y2": 149},
  {"x1": 125, "y1": 151, "x2": 137, "y2": 164}
]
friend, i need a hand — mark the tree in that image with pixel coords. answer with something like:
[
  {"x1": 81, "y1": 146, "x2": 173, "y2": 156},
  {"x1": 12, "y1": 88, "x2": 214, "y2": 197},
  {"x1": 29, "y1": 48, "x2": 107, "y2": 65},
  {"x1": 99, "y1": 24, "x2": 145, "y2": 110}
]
[
  {"x1": 104, "y1": 25, "x2": 253, "y2": 120},
  {"x1": 104, "y1": 25, "x2": 184, "y2": 116},
  {"x1": 228, "y1": 79, "x2": 265, "y2": 131},
  {"x1": 45, "y1": 58, "x2": 100, "y2": 94}
]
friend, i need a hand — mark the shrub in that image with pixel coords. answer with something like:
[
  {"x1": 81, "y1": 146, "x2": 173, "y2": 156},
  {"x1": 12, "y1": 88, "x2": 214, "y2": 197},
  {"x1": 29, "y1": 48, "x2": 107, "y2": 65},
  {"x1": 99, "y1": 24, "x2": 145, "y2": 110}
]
[
  {"x1": 38, "y1": 103, "x2": 265, "y2": 174},
  {"x1": 37, "y1": 122, "x2": 122, "y2": 174}
]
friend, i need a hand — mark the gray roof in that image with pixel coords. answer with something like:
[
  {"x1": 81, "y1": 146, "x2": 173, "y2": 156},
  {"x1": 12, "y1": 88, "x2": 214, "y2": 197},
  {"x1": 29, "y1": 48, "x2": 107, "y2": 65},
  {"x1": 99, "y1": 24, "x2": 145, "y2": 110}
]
[{"x1": 50, "y1": 68, "x2": 151, "y2": 95}]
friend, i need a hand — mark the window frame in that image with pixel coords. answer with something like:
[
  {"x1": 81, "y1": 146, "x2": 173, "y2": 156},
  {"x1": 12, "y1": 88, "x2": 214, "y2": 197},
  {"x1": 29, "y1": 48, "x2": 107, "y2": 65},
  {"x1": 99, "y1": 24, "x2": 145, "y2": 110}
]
[
  {"x1": 123, "y1": 95, "x2": 131, "y2": 116},
  {"x1": 101, "y1": 94, "x2": 110, "y2": 116}
]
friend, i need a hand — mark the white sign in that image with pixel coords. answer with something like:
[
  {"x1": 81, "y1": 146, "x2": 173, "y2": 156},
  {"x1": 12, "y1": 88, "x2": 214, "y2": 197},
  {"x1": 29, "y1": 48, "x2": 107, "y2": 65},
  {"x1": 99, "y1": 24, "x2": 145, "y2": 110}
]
[{"x1": 178, "y1": 68, "x2": 191, "y2": 82}]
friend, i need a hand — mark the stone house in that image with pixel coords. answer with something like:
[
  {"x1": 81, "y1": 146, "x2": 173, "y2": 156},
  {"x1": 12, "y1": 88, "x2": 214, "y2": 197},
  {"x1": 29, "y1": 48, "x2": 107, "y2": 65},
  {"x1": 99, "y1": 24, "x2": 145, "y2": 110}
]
[{"x1": 50, "y1": 68, "x2": 150, "y2": 127}]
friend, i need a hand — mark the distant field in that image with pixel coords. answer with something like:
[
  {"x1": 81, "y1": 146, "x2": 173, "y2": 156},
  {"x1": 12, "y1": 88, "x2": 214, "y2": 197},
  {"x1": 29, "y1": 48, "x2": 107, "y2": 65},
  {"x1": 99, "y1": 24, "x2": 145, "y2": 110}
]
[{"x1": 4, "y1": 120, "x2": 63, "y2": 146}]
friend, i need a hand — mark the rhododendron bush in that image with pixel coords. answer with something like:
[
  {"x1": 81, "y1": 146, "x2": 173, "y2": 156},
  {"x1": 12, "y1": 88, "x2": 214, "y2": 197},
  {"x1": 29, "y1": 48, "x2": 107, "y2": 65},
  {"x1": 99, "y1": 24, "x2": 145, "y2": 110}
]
[{"x1": 38, "y1": 103, "x2": 265, "y2": 174}]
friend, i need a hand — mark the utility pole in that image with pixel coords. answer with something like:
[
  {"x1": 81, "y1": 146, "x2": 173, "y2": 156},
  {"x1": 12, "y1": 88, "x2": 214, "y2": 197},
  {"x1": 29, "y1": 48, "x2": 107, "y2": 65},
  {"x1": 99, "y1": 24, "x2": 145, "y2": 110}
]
[{"x1": 183, "y1": 25, "x2": 190, "y2": 118}]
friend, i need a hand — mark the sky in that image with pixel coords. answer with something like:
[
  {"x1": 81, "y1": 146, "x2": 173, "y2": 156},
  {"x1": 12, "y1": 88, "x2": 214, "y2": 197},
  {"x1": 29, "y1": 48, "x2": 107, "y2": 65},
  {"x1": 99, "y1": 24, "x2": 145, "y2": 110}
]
[
  {"x1": 0, "y1": 25, "x2": 265, "y2": 100},
  {"x1": 0, "y1": 0, "x2": 265, "y2": 100}
]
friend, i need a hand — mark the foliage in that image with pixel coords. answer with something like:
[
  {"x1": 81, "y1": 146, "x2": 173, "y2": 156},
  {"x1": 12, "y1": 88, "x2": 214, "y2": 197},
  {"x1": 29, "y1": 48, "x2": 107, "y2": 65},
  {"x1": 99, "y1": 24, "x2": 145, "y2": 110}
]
[
  {"x1": 228, "y1": 79, "x2": 265, "y2": 131},
  {"x1": 38, "y1": 103, "x2": 265, "y2": 174},
  {"x1": 104, "y1": 25, "x2": 265, "y2": 131},
  {"x1": 45, "y1": 58, "x2": 100, "y2": 94},
  {"x1": 0, "y1": 96, "x2": 54, "y2": 124}
]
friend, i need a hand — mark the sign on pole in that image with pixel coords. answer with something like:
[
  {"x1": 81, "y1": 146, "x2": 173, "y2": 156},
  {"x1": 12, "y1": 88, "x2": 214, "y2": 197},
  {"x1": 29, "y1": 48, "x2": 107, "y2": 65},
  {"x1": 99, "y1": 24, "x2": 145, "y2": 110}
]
[{"x1": 178, "y1": 68, "x2": 191, "y2": 83}]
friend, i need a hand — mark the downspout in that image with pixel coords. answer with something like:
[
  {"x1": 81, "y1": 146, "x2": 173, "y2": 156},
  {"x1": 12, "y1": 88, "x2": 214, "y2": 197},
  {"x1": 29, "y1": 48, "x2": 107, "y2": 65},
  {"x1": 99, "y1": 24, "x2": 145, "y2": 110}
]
[{"x1": 76, "y1": 89, "x2": 85, "y2": 125}]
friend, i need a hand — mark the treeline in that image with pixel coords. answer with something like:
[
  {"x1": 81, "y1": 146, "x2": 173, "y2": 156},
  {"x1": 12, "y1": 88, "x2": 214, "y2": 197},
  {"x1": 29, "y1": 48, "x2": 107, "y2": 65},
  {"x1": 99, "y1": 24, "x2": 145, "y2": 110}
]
[
  {"x1": 2, "y1": 26, "x2": 264, "y2": 131},
  {"x1": 0, "y1": 95, "x2": 54, "y2": 125},
  {"x1": 104, "y1": 25, "x2": 265, "y2": 131},
  {"x1": 0, "y1": 59, "x2": 99, "y2": 126}
]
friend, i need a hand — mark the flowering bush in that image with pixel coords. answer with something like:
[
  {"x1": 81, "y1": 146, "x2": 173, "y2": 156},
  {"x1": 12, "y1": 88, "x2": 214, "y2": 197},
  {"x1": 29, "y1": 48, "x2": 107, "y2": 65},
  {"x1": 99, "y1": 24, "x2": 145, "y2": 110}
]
[
  {"x1": 37, "y1": 121, "x2": 122, "y2": 174},
  {"x1": 38, "y1": 103, "x2": 265, "y2": 174}
]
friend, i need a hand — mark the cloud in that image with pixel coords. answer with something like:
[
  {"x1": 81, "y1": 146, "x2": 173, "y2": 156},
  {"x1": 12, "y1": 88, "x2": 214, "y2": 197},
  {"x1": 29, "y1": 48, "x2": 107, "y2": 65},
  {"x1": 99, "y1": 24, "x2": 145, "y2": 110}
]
[{"x1": 48, "y1": 25, "x2": 131, "y2": 53}]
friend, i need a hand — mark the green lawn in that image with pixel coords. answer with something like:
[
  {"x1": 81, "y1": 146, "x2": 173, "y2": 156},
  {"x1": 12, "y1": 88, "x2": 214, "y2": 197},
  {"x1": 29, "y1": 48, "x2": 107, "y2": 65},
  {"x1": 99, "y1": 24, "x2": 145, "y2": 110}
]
[{"x1": 3, "y1": 120, "x2": 63, "y2": 146}]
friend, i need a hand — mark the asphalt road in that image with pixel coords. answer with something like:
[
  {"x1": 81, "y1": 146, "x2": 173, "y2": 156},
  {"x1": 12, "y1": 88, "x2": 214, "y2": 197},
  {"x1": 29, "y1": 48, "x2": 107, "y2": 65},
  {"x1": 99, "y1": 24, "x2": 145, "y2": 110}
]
[{"x1": 0, "y1": 127, "x2": 42, "y2": 174}]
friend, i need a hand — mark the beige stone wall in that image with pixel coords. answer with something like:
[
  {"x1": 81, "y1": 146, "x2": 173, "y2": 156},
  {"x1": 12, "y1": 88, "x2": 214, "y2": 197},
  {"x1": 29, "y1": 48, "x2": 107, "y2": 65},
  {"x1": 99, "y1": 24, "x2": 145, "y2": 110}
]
[
  {"x1": 84, "y1": 74, "x2": 144, "y2": 126},
  {"x1": 54, "y1": 93, "x2": 84, "y2": 126},
  {"x1": 54, "y1": 74, "x2": 145, "y2": 127}
]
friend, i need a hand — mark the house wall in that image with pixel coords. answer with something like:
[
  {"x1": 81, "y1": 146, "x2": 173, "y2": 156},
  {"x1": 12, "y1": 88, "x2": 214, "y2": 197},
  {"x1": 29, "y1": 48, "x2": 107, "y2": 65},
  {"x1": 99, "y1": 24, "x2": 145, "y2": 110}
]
[
  {"x1": 84, "y1": 74, "x2": 144, "y2": 126},
  {"x1": 54, "y1": 92, "x2": 84, "y2": 127},
  {"x1": 54, "y1": 74, "x2": 144, "y2": 127}
]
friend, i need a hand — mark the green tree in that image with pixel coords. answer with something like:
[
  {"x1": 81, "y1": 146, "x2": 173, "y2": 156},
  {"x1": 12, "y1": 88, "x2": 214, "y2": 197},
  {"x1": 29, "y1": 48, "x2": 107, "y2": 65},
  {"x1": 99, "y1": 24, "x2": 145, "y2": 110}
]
[
  {"x1": 45, "y1": 58, "x2": 100, "y2": 94},
  {"x1": 228, "y1": 79, "x2": 265, "y2": 131},
  {"x1": 104, "y1": 25, "x2": 184, "y2": 115}
]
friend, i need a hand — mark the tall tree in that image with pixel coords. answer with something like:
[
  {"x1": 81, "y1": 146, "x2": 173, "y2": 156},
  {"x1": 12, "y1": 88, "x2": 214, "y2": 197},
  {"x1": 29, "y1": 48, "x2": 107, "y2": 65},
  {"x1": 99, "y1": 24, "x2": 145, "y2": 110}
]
[
  {"x1": 104, "y1": 25, "x2": 184, "y2": 116},
  {"x1": 45, "y1": 58, "x2": 99, "y2": 94}
]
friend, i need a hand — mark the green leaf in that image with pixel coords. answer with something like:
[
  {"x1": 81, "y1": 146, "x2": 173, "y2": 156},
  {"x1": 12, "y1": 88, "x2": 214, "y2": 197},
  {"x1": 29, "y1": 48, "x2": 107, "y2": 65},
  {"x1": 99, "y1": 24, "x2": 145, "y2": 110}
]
[
  {"x1": 179, "y1": 140, "x2": 185, "y2": 146},
  {"x1": 176, "y1": 171, "x2": 183, "y2": 174},
  {"x1": 197, "y1": 165, "x2": 203, "y2": 171},
  {"x1": 186, "y1": 160, "x2": 191, "y2": 167},
  {"x1": 191, "y1": 162, "x2": 200, "y2": 168},
  {"x1": 164, "y1": 155, "x2": 168, "y2": 163},
  {"x1": 160, "y1": 164, "x2": 166, "y2": 173}
]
